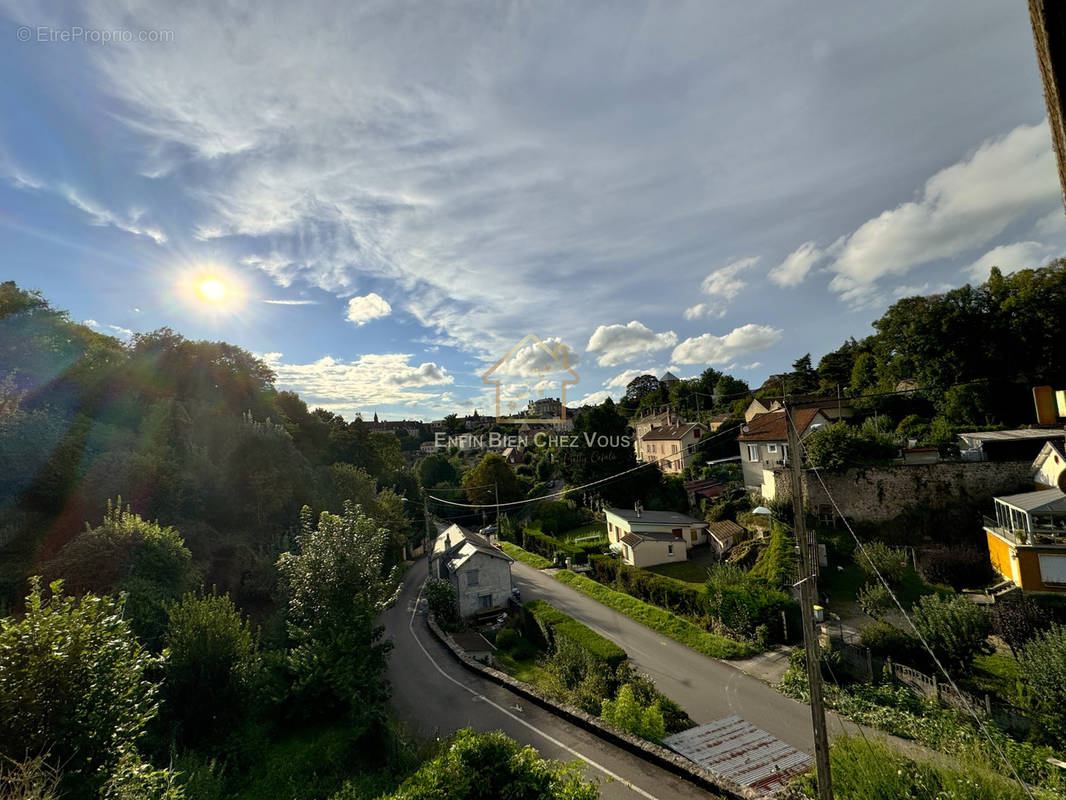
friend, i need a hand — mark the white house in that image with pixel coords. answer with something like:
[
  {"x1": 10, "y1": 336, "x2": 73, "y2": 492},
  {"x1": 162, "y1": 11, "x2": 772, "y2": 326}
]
[
  {"x1": 1033, "y1": 440, "x2": 1066, "y2": 491},
  {"x1": 604, "y1": 507, "x2": 710, "y2": 568},
  {"x1": 429, "y1": 524, "x2": 514, "y2": 617},
  {"x1": 736, "y1": 408, "x2": 830, "y2": 492}
]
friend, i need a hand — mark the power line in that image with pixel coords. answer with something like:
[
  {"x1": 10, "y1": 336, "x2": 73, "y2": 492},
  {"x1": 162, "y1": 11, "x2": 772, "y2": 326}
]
[{"x1": 785, "y1": 405, "x2": 1037, "y2": 800}]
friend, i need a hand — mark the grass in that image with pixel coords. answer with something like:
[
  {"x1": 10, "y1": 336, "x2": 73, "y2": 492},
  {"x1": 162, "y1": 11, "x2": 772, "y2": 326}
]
[
  {"x1": 554, "y1": 569, "x2": 754, "y2": 659},
  {"x1": 560, "y1": 523, "x2": 607, "y2": 542},
  {"x1": 968, "y1": 652, "x2": 1024, "y2": 704},
  {"x1": 493, "y1": 650, "x2": 547, "y2": 684},
  {"x1": 499, "y1": 541, "x2": 553, "y2": 569},
  {"x1": 645, "y1": 546, "x2": 720, "y2": 585}
]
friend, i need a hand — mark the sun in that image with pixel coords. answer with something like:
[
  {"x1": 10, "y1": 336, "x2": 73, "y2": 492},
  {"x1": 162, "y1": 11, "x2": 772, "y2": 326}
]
[{"x1": 198, "y1": 279, "x2": 227, "y2": 302}]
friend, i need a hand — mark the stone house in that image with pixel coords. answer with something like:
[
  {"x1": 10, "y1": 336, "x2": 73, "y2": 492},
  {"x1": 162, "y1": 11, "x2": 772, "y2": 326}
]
[{"x1": 429, "y1": 524, "x2": 515, "y2": 617}]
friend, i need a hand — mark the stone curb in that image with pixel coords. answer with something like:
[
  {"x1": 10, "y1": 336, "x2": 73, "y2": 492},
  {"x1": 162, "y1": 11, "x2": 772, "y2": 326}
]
[{"x1": 424, "y1": 611, "x2": 768, "y2": 800}]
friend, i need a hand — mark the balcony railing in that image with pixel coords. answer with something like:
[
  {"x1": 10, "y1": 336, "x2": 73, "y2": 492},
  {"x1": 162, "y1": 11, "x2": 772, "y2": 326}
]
[{"x1": 984, "y1": 517, "x2": 1066, "y2": 547}]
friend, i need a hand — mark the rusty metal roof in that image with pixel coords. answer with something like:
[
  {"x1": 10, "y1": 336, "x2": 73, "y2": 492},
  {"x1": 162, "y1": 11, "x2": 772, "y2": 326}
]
[{"x1": 663, "y1": 716, "x2": 812, "y2": 795}]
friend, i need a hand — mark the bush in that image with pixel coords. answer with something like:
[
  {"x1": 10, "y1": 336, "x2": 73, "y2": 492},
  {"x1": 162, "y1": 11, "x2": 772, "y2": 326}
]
[
  {"x1": 857, "y1": 582, "x2": 894, "y2": 620},
  {"x1": 590, "y1": 556, "x2": 706, "y2": 618},
  {"x1": 522, "y1": 530, "x2": 582, "y2": 564},
  {"x1": 858, "y1": 621, "x2": 916, "y2": 660},
  {"x1": 854, "y1": 540, "x2": 907, "y2": 586},
  {"x1": 425, "y1": 578, "x2": 462, "y2": 631},
  {"x1": 1020, "y1": 623, "x2": 1066, "y2": 745},
  {"x1": 803, "y1": 422, "x2": 898, "y2": 470},
  {"x1": 704, "y1": 564, "x2": 796, "y2": 644},
  {"x1": 747, "y1": 523, "x2": 797, "y2": 589},
  {"x1": 499, "y1": 541, "x2": 553, "y2": 569},
  {"x1": 911, "y1": 593, "x2": 992, "y2": 676},
  {"x1": 494, "y1": 628, "x2": 519, "y2": 651},
  {"x1": 524, "y1": 599, "x2": 627, "y2": 669},
  {"x1": 600, "y1": 684, "x2": 666, "y2": 743}
]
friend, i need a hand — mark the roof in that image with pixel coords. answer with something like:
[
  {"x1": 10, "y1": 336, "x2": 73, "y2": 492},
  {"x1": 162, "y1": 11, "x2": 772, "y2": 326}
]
[
  {"x1": 707, "y1": 520, "x2": 745, "y2": 541},
  {"x1": 1034, "y1": 441, "x2": 1066, "y2": 471},
  {"x1": 708, "y1": 414, "x2": 731, "y2": 422},
  {"x1": 664, "y1": 717, "x2": 812, "y2": 794},
  {"x1": 606, "y1": 507, "x2": 708, "y2": 526},
  {"x1": 433, "y1": 524, "x2": 512, "y2": 565},
  {"x1": 451, "y1": 631, "x2": 494, "y2": 652},
  {"x1": 660, "y1": 371, "x2": 680, "y2": 382},
  {"x1": 737, "y1": 408, "x2": 826, "y2": 442},
  {"x1": 996, "y1": 488, "x2": 1066, "y2": 514},
  {"x1": 641, "y1": 423, "x2": 702, "y2": 441},
  {"x1": 959, "y1": 428, "x2": 1065, "y2": 444},
  {"x1": 620, "y1": 532, "x2": 642, "y2": 547}
]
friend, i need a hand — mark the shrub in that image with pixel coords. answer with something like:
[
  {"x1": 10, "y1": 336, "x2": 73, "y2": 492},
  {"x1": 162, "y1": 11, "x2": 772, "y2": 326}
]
[
  {"x1": 854, "y1": 540, "x2": 907, "y2": 585},
  {"x1": 911, "y1": 593, "x2": 992, "y2": 676},
  {"x1": 601, "y1": 684, "x2": 666, "y2": 743},
  {"x1": 494, "y1": 628, "x2": 519, "y2": 651},
  {"x1": 425, "y1": 579, "x2": 462, "y2": 630},
  {"x1": 522, "y1": 530, "x2": 582, "y2": 564},
  {"x1": 858, "y1": 621, "x2": 916, "y2": 659},
  {"x1": 857, "y1": 582, "x2": 894, "y2": 620},
  {"x1": 747, "y1": 523, "x2": 797, "y2": 589},
  {"x1": 704, "y1": 563, "x2": 796, "y2": 643},
  {"x1": 524, "y1": 599, "x2": 627, "y2": 669},
  {"x1": 1020, "y1": 623, "x2": 1066, "y2": 745}
]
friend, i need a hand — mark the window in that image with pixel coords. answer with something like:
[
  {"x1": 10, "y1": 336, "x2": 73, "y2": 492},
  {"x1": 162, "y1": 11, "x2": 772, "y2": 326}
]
[
  {"x1": 693, "y1": 429, "x2": 701, "y2": 438},
  {"x1": 467, "y1": 569, "x2": 479, "y2": 586},
  {"x1": 767, "y1": 444, "x2": 777, "y2": 453},
  {"x1": 672, "y1": 443, "x2": 679, "y2": 453},
  {"x1": 667, "y1": 544, "x2": 674, "y2": 556},
  {"x1": 691, "y1": 531, "x2": 698, "y2": 542},
  {"x1": 478, "y1": 593, "x2": 493, "y2": 609},
  {"x1": 747, "y1": 444, "x2": 759, "y2": 461}
]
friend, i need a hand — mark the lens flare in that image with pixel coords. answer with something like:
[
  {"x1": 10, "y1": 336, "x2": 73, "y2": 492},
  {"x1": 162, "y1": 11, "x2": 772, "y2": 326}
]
[{"x1": 198, "y1": 279, "x2": 227, "y2": 302}]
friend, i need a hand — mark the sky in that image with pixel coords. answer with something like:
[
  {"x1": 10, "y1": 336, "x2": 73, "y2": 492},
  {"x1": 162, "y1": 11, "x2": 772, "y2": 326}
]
[{"x1": 1, "y1": 1, "x2": 1064, "y2": 421}]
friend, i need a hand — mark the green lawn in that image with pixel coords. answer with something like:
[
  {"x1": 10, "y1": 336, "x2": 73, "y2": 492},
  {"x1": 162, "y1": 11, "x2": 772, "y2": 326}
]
[
  {"x1": 561, "y1": 523, "x2": 608, "y2": 542},
  {"x1": 968, "y1": 653, "x2": 1023, "y2": 705},
  {"x1": 493, "y1": 650, "x2": 547, "y2": 684},
  {"x1": 645, "y1": 546, "x2": 719, "y2": 585},
  {"x1": 554, "y1": 570, "x2": 754, "y2": 659},
  {"x1": 499, "y1": 541, "x2": 553, "y2": 569}
]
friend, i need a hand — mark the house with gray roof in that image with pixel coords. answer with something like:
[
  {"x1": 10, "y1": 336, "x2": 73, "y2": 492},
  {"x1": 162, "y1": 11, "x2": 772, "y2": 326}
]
[
  {"x1": 604, "y1": 506, "x2": 711, "y2": 567},
  {"x1": 429, "y1": 524, "x2": 515, "y2": 617}
]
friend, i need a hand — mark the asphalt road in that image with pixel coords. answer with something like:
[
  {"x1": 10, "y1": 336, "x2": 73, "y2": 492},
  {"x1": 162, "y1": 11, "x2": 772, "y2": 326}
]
[
  {"x1": 382, "y1": 558, "x2": 723, "y2": 800},
  {"x1": 510, "y1": 561, "x2": 868, "y2": 752}
]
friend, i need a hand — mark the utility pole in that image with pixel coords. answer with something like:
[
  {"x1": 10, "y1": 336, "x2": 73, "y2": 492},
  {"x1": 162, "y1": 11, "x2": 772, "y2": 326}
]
[
  {"x1": 786, "y1": 400, "x2": 833, "y2": 800},
  {"x1": 423, "y1": 497, "x2": 433, "y2": 562},
  {"x1": 494, "y1": 480, "x2": 500, "y2": 525}
]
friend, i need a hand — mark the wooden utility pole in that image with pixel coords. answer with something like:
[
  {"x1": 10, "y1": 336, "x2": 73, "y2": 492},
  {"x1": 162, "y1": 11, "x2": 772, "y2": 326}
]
[
  {"x1": 786, "y1": 400, "x2": 833, "y2": 800},
  {"x1": 1030, "y1": 1, "x2": 1066, "y2": 215}
]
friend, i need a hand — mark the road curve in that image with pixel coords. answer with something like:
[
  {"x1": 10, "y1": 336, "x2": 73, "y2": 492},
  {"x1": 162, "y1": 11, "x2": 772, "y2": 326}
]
[{"x1": 382, "y1": 558, "x2": 723, "y2": 800}]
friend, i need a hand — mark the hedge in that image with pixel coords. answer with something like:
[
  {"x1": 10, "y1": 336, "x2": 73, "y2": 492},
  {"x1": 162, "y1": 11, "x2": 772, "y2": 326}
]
[
  {"x1": 523, "y1": 599, "x2": 628, "y2": 669},
  {"x1": 522, "y1": 529, "x2": 585, "y2": 564},
  {"x1": 589, "y1": 556, "x2": 706, "y2": 618},
  {"x1": 499, "y1": 541, "x2": 553, "y2": 569},
  {"x1": 553, "y1": 571, "x2": 754, "y2": 659}
]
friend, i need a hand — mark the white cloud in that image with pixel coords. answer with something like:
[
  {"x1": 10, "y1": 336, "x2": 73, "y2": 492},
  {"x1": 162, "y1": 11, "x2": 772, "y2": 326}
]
[
  {"x1": 262, "y1": 352, "x2": 453, "y2": 412},
  {"x1": 742, "y1": 361, "x2": 761, "y2": 370},
  {"x1": 84, "y1": 319, "x2": 100, "y2": 328},
  {"x1": 1034, "y1": 209, "x2": 1066, "y2": 236},
  {"x1": 487, "y1": 336, "x2": 580, "y2": 377},
  {"x1": 60, "y1": 186, "x2": 168, "y2": 244},
  {"x1": 699, "y1": 256, "x2": 760, "y2": 300},
  {"x1": 682, "y1": 302, "x2": 725, "y2": 321},
  {"x1": 671, "y1": 323, "x2": 782, "y2": 365},
  {"x1": 769, "y1": 241, "x2": 822, "y2": 287},
  {"x1": 604, "y1": 367, "x2": 657, "y2": 389},
  {"x1": 108, "y1": 324, "x2": 134, "y2": 338},
  {"x1": 891, "y1": 282, "x2": 954, "y2": 298},
  {"x1": 345, "y1": 293, "x2": 392, "y2": 325},
  {"x1": 585, "y1": 321, "x2": 677, "y2": 367},
  {"x1": 573, "y1": 390, "x2": 612, "y2": 407},
  {"x1": 263, "y1": 298, "x2": 318, "y2": 305},
  {"x1": 965, "y1": 241, "x2": 1058, "y2": 282},
  {"x1": 827, "y1": 121, "x2": 1060, "y2": 302}
]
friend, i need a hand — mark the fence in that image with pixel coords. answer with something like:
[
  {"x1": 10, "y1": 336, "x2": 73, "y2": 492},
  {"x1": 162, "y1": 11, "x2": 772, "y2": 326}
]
[{"x1": 823, "y1": 628, "x2": 1032, "y2": 736}]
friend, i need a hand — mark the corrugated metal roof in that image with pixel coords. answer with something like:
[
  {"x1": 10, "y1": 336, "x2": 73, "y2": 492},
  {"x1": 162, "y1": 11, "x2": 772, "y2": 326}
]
[
  {"x1": 663, "y1": 716, "x2": 812, "y2": 795},
  {"x1": 996, "y1": 488, "x2": 1066, "y2": 513}
]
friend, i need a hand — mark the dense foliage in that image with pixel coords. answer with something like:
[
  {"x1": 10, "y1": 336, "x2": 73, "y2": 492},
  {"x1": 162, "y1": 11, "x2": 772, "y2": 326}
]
[
  {"x1": 524, "y1": 599, "x2": 628, "y2": 669},
  {"x1": 910, "y1": 593, "x2": 992, "y2": 676}
]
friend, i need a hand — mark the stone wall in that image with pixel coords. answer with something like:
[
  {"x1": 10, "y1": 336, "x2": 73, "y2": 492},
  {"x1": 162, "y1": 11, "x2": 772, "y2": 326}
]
[{"x1": 766, "y1": 460, "x2": 1034, "y2": 524}]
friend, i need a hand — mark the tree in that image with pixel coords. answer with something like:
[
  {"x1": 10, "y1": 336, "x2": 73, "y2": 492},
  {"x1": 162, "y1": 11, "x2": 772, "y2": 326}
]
[
  {"x1": 816, "y1": 339, "x2": 859, "y2": 394},
  {"x1": 0, "y1": 579, "x2": 160, "y2": 796},
  {"x1": 910, "y1": 593, "x2": 992, "y2": 676},
  {"x1": 854, "y1": 541, "x2": 907, "y2": 586},
  {"x1": 802, "y1": 423, "x2": 897, "y2": 471},
  {"x1": 416, "y1": 453, "x2": 460, "y2": 489},
  {"x1": 425, "y1": 578, "x2": 461, "y2": 631},
  {"x1": 381, "y1": 729, "x2": 598, "y2": 800},
  {"x1": 42, "y1": 499, "x2": 194, "y2": 648},
  {"x1": 600, "y1": 684, "x2": 666, "y2": 743},
  {"x1": 1019, "y1": 624, "x2": 1066, "y2": 743},
  {"x1": 277, "y1": 503, "x2": 398, "y2": 731},
  {"x1": 787, "y1": 354, "x2": 818, "y2": 395},
  {"x1": 713, "y1": 374, "x2": 749, "y2": 409},
  {"x1": 624, "y1": 374, "x2": 660, "y2": 403},
  {"x1": 462, "y1": 453, "x2": 520, "y2": 507},
  {"x1": 159, "y1": 591, "x2": 261, "y2": 750}
]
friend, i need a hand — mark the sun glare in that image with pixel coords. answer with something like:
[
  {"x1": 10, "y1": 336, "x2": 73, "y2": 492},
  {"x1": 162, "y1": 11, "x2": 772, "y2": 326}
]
[{"x1": 198, "y1": 279, "x2": 227, "y2": 302}]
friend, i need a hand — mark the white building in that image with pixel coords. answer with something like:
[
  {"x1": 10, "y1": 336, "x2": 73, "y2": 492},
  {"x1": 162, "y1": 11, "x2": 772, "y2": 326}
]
[
  {"x1": 429, "y1": 524, "x2": 515, "y2": 617},
  {"x1": 604, "y1": 507, "x2": 710, "y2": 568}
]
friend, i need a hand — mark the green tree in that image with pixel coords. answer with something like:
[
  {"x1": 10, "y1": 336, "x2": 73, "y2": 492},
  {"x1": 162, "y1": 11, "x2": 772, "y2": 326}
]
[
  {"x1": 0, "y1": 579, "x2": 160, "y2": 796},
  {"x1": 42, "y1": 500, "x2": 194, "y2": 648},
  {"x1": 159, "y1": 591, "x2": 261, "y2": 750},
  {"x1": 416, "y1": 453, "x2": 460, "y2": 489},
  {"x1": 802, "y1": 423, "x2": 897, "y2": 471},
  {"x1": 1019, "y1": 624, "x2": 1066, "y2": 743},
  {"x1": 382, "y1": 729, "x2": 598, "y2": 800},
  {"x1": 854, "y1": 541, "x2": 907, "y2": 586},
  {"x1": 277, "y1": 503, "x2": 398, "y2": 731},
  {"x1": 713, "y1": 374, "x2": 749, "y2": 410},
  {"x1": 911, "y1": 593, "x2": 992, "y2": 676},
  {"x1": 462, "y1": 452, "x2": 520, "y2": 507},
  {"x1": 624, "y1": 374, "x2": 660, "y2": 403},
  {"x1": 600, "y1": 684, "x2": 666, "y2": 743},
  {"x1": 787, "y1": 354, "x2": 819, "y2": 395}
]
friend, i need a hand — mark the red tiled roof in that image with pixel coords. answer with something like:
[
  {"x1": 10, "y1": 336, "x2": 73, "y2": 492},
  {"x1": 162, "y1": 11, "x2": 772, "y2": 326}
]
[{"x1": 737, "y1": 408, "x2": 825, "y2": 442}]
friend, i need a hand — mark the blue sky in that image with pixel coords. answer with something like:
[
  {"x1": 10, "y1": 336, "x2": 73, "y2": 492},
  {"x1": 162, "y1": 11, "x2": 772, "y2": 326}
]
[{"x1": 1, "y1": 1, "x2": 1064, "y2": 420}]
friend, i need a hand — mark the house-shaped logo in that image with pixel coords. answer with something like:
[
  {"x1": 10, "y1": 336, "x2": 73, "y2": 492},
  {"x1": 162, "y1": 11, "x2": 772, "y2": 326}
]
[{"x1": 482, "y1": 334, "x2": 580, "y2": 423}]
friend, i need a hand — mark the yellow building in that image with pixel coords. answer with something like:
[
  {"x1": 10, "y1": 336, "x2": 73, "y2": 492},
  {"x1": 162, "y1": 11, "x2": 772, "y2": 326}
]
[{"x1": 984, "y1": 488, "x2": 1066, "y2": 592}]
